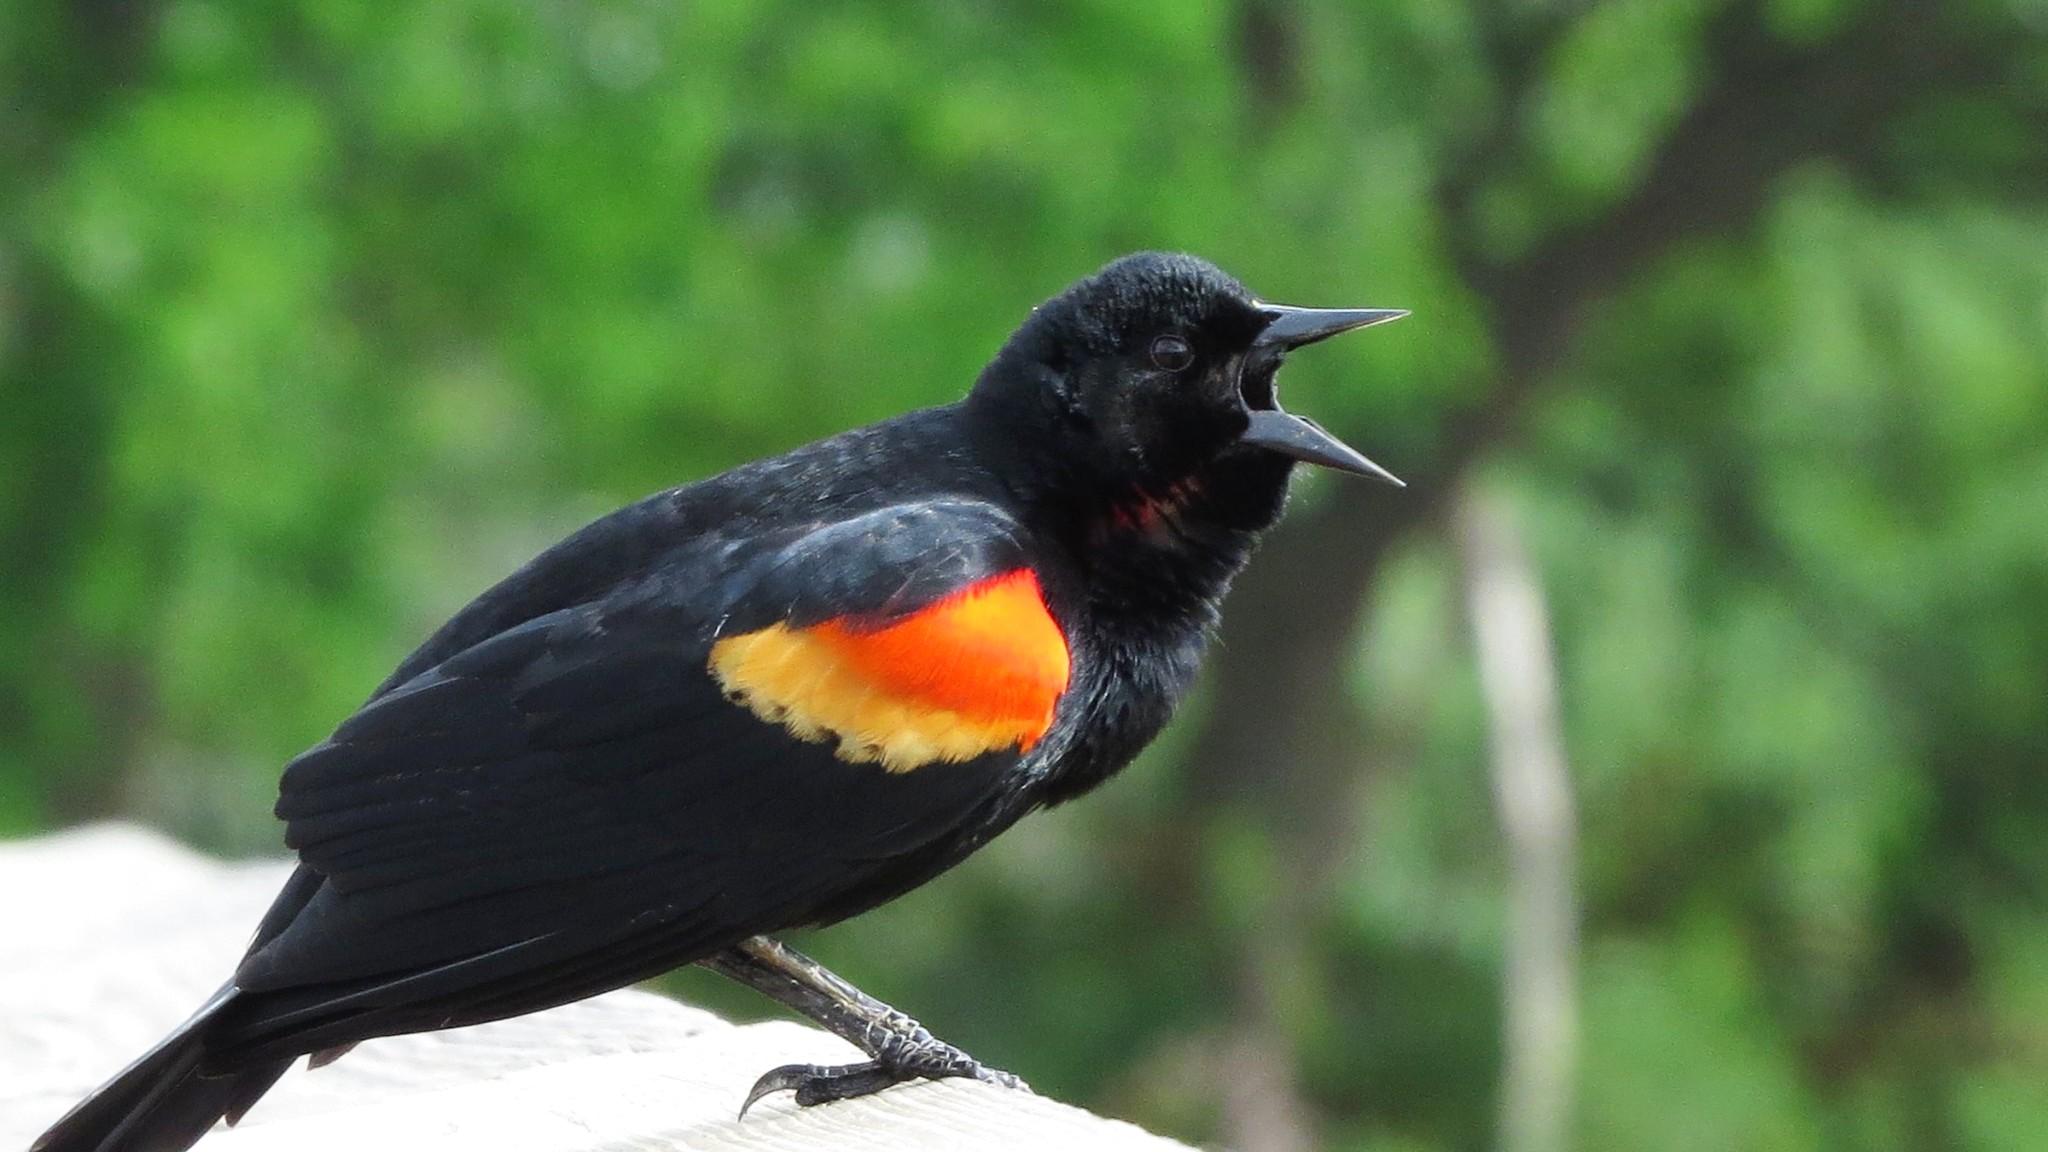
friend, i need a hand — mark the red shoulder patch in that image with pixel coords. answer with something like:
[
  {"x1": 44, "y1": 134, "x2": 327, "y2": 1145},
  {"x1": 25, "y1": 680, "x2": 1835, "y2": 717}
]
[{"x1": 708, "y1": 570, "x2": 1070, "y2": 772}]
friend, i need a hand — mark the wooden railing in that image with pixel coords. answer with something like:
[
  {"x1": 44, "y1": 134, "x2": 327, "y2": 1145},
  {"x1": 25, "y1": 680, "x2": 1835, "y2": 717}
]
[{"x1": 1, "y1": 825, "x2": 1189, "y2": 1152}]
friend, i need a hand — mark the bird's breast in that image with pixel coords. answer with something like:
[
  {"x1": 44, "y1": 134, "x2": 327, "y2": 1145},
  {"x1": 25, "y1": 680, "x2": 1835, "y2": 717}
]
[{"x1": 708, "y1": 570, "x2": 1070, "y2": 773}]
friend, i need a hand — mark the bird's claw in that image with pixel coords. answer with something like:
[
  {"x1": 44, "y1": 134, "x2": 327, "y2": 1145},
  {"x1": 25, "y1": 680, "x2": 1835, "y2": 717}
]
[
  {"x1": 739, "y1": 1060, "x2": 900, "y2": 1118},
  {"x1": 971, "y1": 1064, "x2": 1029, "y2": 1091},
  {"x1": 737, "y1": 1049, "x2": 1028, "y2": 1119}
]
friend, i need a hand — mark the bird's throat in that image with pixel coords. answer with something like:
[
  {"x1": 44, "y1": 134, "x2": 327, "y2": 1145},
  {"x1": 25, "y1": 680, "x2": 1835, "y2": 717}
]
[{"x1": 1094, "y1": 449, "x2": 1291, "y2": 546}]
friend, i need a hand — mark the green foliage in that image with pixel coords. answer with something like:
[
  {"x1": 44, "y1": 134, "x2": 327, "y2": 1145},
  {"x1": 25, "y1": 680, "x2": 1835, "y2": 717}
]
[{"x1": 4, "y1": 2, "x2": 2045, "y2": 1148}]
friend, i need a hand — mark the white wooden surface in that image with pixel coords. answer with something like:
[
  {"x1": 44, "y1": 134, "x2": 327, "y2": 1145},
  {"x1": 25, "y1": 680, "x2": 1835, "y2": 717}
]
[{"x1": 0, "y1": 825, "x2": 1192, "y2": 1152}]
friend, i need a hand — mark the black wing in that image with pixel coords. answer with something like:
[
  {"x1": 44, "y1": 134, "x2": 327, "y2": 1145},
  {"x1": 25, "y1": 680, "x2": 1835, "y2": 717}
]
[{"x1": 220, "y1": 501, "x2": 1046, "y2": 1056}]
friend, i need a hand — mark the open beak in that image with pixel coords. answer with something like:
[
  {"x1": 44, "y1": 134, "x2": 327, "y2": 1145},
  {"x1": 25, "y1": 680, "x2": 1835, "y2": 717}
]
[{"x1": 1240, "y1": 304, "x2": 1408, "y2": 487}]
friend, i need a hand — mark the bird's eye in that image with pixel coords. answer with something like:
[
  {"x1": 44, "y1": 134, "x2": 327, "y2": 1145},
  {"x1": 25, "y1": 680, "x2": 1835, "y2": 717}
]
[{"x1": 1149, "y1": 334, "x2": 1195, "y2": 372}]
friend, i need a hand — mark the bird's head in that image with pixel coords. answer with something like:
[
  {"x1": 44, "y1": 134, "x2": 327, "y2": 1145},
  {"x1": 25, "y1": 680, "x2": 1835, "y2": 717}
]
[{"x1": 969, "y1": 252, "x2": 1404, "y2": 531}]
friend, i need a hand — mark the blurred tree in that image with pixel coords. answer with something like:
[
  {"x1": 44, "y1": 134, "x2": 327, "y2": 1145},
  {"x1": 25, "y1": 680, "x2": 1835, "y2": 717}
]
[{"x1": 2, "y1": 2, "x2": 2045, "y2": 1150}]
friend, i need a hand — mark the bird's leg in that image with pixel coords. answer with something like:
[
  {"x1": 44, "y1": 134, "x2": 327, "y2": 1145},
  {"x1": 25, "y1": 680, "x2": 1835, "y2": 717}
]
[{"x1": 701, "y1": 935, "x2": 1026, "y2": 1116}]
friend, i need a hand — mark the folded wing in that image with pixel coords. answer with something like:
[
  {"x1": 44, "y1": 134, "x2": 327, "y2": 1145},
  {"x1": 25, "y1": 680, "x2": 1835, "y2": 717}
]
[{"x1": 223, "y1": 501, "x2": 1068, "y2": 1053}]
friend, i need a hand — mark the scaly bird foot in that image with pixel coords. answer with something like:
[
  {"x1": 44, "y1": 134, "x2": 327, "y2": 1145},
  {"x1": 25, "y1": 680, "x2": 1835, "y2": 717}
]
[{"x1": 738, "y1": 1042, "x2": 1027, "y2": 1118}]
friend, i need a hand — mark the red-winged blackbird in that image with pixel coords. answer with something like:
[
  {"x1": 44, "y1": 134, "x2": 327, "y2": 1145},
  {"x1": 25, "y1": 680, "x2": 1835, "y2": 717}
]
[{"x1": 34, "y1": 252, "x2": 1404, "y2": 1151}]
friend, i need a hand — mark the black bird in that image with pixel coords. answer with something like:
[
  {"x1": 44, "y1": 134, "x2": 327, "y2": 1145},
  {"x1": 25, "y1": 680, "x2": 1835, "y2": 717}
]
[{"x1": 34, "y1": 252, "x2": 1404, "y2": 1151}]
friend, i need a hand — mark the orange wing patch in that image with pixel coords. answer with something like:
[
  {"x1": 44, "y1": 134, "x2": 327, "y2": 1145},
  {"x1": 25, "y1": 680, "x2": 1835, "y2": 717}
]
[{"x1": 708, "y1": 570, "x2": 1070, "y2": 773}]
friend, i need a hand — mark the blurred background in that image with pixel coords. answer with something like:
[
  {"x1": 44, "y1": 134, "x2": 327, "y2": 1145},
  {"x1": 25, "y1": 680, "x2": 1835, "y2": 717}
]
[{"x1": 4, "y1": 1, "x2": 2047, "y2": 1149}]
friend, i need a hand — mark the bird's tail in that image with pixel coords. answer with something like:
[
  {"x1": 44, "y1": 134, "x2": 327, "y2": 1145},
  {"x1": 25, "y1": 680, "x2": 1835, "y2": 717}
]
[{"x1": 31, "y1": 987, "x2": 291, "y2": 1152}]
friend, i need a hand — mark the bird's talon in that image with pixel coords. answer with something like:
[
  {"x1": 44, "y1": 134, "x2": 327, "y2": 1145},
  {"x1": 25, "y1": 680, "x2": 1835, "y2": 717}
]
[
  {"x1": 736, "y1": 1049, "x2": 1023, "y2": 1118},
  {"x1": 738, "y1": 1060, "x2": 908, "y2": 1118},
  {"x1": 976, "y1": 1065, "x2": 1030, "y2": 1092},
  {"x1": 738, "y1": 1063, "x2": 812, "y2": 1119}
]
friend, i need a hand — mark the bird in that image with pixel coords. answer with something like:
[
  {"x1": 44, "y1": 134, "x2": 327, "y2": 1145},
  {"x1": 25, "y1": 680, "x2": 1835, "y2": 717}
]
[{"x1": 33, "y1": 251, "x2": 1405, "y2": 1152}]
